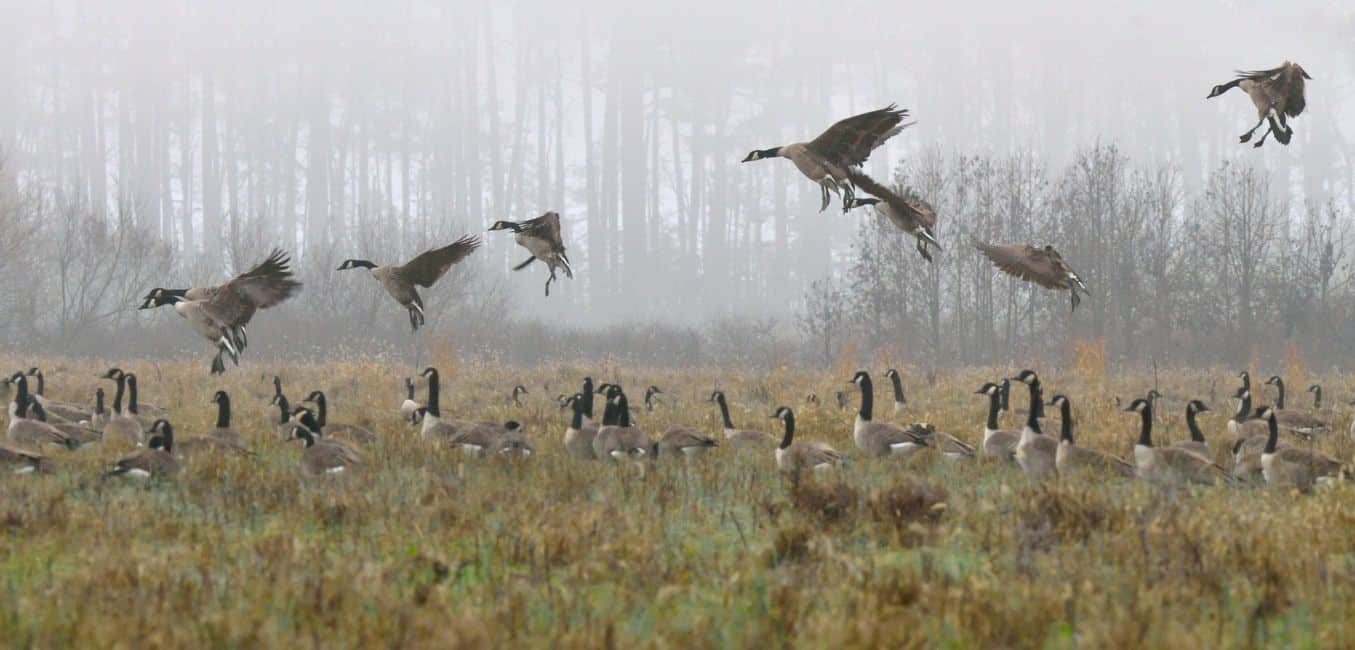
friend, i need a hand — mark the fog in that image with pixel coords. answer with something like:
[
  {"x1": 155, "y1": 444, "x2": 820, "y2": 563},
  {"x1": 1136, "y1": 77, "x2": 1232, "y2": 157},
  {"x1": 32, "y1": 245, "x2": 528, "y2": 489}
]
[{"x1": 1, "y1": 0, "x2": 1353, "y2": 368}]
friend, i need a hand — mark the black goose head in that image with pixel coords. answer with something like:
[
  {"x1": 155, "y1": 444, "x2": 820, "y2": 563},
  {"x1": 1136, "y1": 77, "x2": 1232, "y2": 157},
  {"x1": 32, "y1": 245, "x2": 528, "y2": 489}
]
[
  {"x1": 1122, "y1": 398, "x2": 1150, "y2": 414},
  {"x1": 487, "y1": 220, "x2": 522, "y2": 233},
  {"x1": 975, "y1": 382, "x2": 1000, "y2": 396},
  {"x1": 337, "y1": 259, "x2": 377, "y2": 271},
  {"x1": 741, "y1": 148, "x2": 780, "y2": 163},
  {"x1": 1010, "y1": 369, "x2": 1039, "y2": 386},
  {"x1": 848, "y1": 370, "x2": 872, "y2": 386},
  {"x1": 1186, "y1": 399, "x2": 1209, "y2": 415}
]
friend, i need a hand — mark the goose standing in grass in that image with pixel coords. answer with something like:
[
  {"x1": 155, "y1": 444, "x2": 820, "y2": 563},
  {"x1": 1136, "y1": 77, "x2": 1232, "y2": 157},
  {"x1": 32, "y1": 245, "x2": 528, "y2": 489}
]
[
  {"x1": 418, "y1": 367, "x2": 492, "y2": 441},
  {"x1": 205, "y1": 391, "x2": 245, "y2": 447},
  {"x1": 843, "y1": 174, "x2": 941, "y2": 261},
  {"x1": 265, "y1": 376, "x2": 287, "y2": 430},
  {"x1": 1172, "y1": 400, "x2": 1212, "y2": 458},
  {"x1": 0, "y1": 441, "x2": 48, "y2": 474},
  {"x1": 173, "y1": 415, "x2": 251, "y2": 461},
  {"x1": 1227, "y1": 387, "x2": 1268, "y2": 439},
  {"x1": 87, "y1": 388, "x2": 109, "y2": 431},
  {"x1": 975, "y1": 383, "x2": 1019, "y2": 462},
  {"x1": 507, "y1": 385, "x2": 529, "y2": 407},
  {"x1": 105, "y1": 420, "x2": 180, "y2": 479},
  {"x1": 488, "y1": 212, "x2": 574, "y2": 296},
  {"x1": 561, "y1": 394, "x2": 598, "y2": 460},
  {"x1": 1010, "y1": 370, "x2": 1057, "y2": 480},
  {"x1": 974, "y1": 241, "x2": 1088, "y2": 311},
  {"x1": 141, "y1": 249, "x2": 302, "y2": 373},
  {"x1": 769, "y1": 406, "x2": 842, "y2": 471},
  {"x1": 24, "y1": 368, "x2": 92, "y2": 422},
  {"x1": 883, "y1": 369, "x2": 909, "y2": 415},
  {"x1": 99, "y1": 371, "x2": 144, "y2": 446},
  {"x1": 643, "y1": 386, "x2": 664, "y2": 412},
  {"x1": 489, "y1": 422, "x2": 534, "y2": 458},
  {"x1": 848, "y1": 371, "x2": 929, "y2": 457},
  {"x1": 1257, "y1": 406, "x2": 1343, "y2": 491},
  {"x1": 8, "y1": 396, "x2": 77, "y2": 449},
  {"x1": 907, "y1": 422, "x2": 974, "y2": 460},
  {"x1": 657, "y1": 425, "x2": 719, "y2": 457},
  {"x1": 1263, "y1": 376, "x2": 1328, "y2": 436},
  {"x1": 269, "y1": 394, "x2": 296, "y2": 439},
  {"x1": 1207, "y1": 61, "x2": 1310, "y2": 147},
  {"x1": 27, "y1": 401, "x2": 100, "y2": 447},
  {"x1": 288, "y1": 409, "x2": 365, "y2": 476},
  {"x1": 741, "y1": 105, "x2": 912, "y2": 212},
  {"x1": 709, "y1": 391, "x2": 776, "y2": 449},
  {"x1": 1124, "y1": 398, "x2": 1230, "y2": 485},
  {"x1": 1306, "y1": 384, "x2": 1328, "y2": 414},
  {"x1": 336, "y1": 234, "x2": 481, "y2": 331},
  {"x1": 1049, "y1": 395, "x2": 1133, "y2": 477},
  {"x1": 593, "y1": 391, "x2": 652, "y2": 461},
  {"x1": 302, "y1": 391, "x2": 377, "y2": 445},
  {"x1": 400, "y1": 378, "x2": 424, "y2": 425}
]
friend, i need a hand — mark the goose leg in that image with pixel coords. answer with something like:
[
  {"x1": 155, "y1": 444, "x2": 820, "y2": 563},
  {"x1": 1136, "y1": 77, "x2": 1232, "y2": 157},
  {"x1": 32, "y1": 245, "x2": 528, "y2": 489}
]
[
  {"x1": 1069, "y1": 290, "x2": 1081, "y2": 312},
  {"x1": 210, "y1": 350, "x2": 226, "y2": 375},
  {"x1": 819, "y1": 184, "x2": 831, "y2": 212},
  {"x1": 1239, "y1": 114, "x2": 1267, "y2": 143},
  {"x1": 1253, "y1": 122, "x2": 1274, "y2": 148},
  {"x1": 544, "y1": 271, "x2": 555, "y2": 297},
  {"x1": 513, "y1": 256, "x2": 536, "y2": 271}
]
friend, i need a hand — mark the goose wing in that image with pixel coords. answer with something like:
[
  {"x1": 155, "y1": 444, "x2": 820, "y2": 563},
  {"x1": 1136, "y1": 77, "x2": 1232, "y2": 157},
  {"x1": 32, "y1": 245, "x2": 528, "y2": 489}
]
[
  {"x1": 974, "y1": 241, "x2": 1081, "y2": 290},
  {"x1": 807, "y1": 105, "x2": 911, "y2": 168},
  {"x1": 205, "y1": 249, "x2": 303, "y2": 328},
  {"x1": 398, "y1": 234, "x2": 482, "y2": 288},
  {"x1": 846, "y1": 170, "x2": 937, "y2": 230},
  {"x1": 520, "y1": 212, "x2": 566, "y2": 251}
]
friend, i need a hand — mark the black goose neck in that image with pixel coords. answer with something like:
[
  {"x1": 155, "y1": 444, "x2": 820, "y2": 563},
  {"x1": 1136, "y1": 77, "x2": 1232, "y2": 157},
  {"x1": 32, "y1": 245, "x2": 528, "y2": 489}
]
[
  {"x1": 216, "y1": 395, "x2": 231, "y2": 428},
  {"x1": 1233, "y1": 391, "x2": 1251, "y2": 421},
  {"x1": 1137, "y1": 405, "x2": 1153, "y2": 447},
  {"x1": 1273, "y1": 379, "x2": 1286, "y2": 409},
  {"x1": 856, "y1": 374, "x2": 874, "y2": 422},
  {"x1": 888, "y1": 372, "x2": 905, "y2": 404},
  {"x1": 1263, "y1": 413, "x2": 1279, "y2": 454},
  {"x1": 716, "y1": 394, "x2": 734, "y2": 429},
  {"x1": 312, "y1": 393, "x2": 328, "y2": 426},
  {"x1": 112, "y1": 375, "x2": 126, "y2": 412},
  {"x1": 985, "y1": 391, "x2": 1001, "y2": 430},
  {"x1": 425, "y1": 372, "x2": 441, "y2": 417},
  {"x1": 779, "y1": 413, "x2": 795, "y2": 450},
  {"x1": 1023, "y1": 381, "x2": 1042, "y2": 434},
  {"x1": 1186, "y1": 406, "x2": 1205, "y2": 443},
  {"x1": 1057, "y1": 400, "x2": 1073, "y2": 442},
  {"x1": 126, "y1": 375, "x2": 139, "y2": 414},
  {"x1": 569, "y1": 400, "x2": 584, "y2": 430},
  {"x1": 617, "y1": 395, "x2": 632, "y2": 427},
  {"x1": 581, "y1": 379, "x2": 595, "y2": 419}
]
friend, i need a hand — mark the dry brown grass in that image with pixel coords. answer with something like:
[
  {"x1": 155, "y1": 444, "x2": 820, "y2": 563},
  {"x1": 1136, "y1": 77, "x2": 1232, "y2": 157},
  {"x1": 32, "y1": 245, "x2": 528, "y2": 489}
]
[{"x1": 2, "y1": 356, "x2": 1355, "y2": 647}]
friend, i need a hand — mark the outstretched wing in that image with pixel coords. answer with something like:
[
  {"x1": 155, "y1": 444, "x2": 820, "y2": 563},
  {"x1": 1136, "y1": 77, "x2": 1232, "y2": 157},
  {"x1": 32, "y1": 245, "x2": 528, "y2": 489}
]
[
  {"x1": 521, "y1": 212, "x2": 566, "y2": 252},
  {"x1": 400, "y1": 234, "x2": 482, "y2": 287},
  {"x1": 974, "y1": 241, "x2": 1068, "y2": 290},
  {"x1": 209, "y1": 249, "x2": 303, "y2": 326},
  {"x1": 847, "y1": 170, "x2": 937, "y2": 229},
  {"x1": 807, "y1": 105, "x2": 912, "y2": 168}
]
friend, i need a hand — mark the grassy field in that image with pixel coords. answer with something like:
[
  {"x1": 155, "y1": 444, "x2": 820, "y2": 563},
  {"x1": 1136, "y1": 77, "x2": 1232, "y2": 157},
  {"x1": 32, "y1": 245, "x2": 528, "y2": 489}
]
[{"x1": 3, "y1": 355, "x2": 1355, "y2": 648}]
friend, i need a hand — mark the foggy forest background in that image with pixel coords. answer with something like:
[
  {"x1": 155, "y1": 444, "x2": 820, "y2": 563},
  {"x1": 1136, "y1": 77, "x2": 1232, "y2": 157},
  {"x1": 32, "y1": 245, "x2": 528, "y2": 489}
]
[{"x1": 1, "y1": 0, "x2": 1354, "y2": 370}]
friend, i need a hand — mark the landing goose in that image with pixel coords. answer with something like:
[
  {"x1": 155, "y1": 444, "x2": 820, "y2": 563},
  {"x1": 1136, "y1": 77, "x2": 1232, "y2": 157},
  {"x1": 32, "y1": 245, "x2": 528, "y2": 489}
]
[
  {"x1": 488, "y1": 211, "x2": 574, "y2": 296},
  {"x1": 843, "y1": 174, "x2": 941, "y2": 261},
  {"x1": 337, "y1": 235, "x2": 481, "y2": 331},
  {"x1": 975, "y1": 241, "x2": 1088, "y2": 311},
  {"x1": 1207, "y1": 61, "x2": 1310, "y2": 147},
  {"x1": 741, "y1": 105, "x2": 912, "y2": 212}
]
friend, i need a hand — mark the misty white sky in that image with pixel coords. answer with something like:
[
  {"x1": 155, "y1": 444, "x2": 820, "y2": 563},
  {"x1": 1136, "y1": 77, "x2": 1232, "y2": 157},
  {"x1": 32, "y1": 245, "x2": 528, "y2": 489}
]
[{"x1": 2, "y1": 0, "x2": 1353, "y2": 327}]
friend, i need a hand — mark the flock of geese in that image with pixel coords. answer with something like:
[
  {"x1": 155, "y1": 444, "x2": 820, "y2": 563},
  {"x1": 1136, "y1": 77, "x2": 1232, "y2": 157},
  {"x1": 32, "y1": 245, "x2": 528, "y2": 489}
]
[
  {"x1": 2, "y1": 362, "x2": 1351, "y2": 494},
  {"x1": 133, "y1": 61, "x2": 1311, "y2": 372}
]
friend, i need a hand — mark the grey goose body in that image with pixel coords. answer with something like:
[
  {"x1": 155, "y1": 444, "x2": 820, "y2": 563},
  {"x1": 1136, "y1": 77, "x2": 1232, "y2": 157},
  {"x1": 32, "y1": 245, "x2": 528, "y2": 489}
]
[
  {"x1": 1207, "y1": 61, "x2": 1310, "y2": 147},
  {"x1": 1049, "y1": 395, "x2": 1133, "y2": 477},
  {"x1": 844, "y1": 174, "x2": 941, "y2": 262},
  {"x1": 1009, "y1": 371, "x2": 1058, "y2": 480},
  {"x1": 710, "y1": 391, "x2": 775, "y2": 449},
  {"x1": 337, "y1": 235, "x2": 481, "y2": 331},
  {"x1": 488, "y1": 212, "x2": 574, "y2": 296},
  {"x1": 1124, "y1": 399, "x2": 1230, "y2": 486},
  {"x1": 975, "y1": 241, "x2": 1088, "y2": 311},
  {"x1": 742, "y1": 105, "x2": 912, "y2": 212},
  {"x1": 976, "y1": 383, "x2": 1019, "y2": 462},
  {"x1": 141, "y1": 249, "x2": 301, "y2": 374},
  {"x1": 770, "y1": 407, "x2": 842, "y2": 472},
  {"x1": 849, "y1": 371, "x2": 929, "y2": 457}
]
